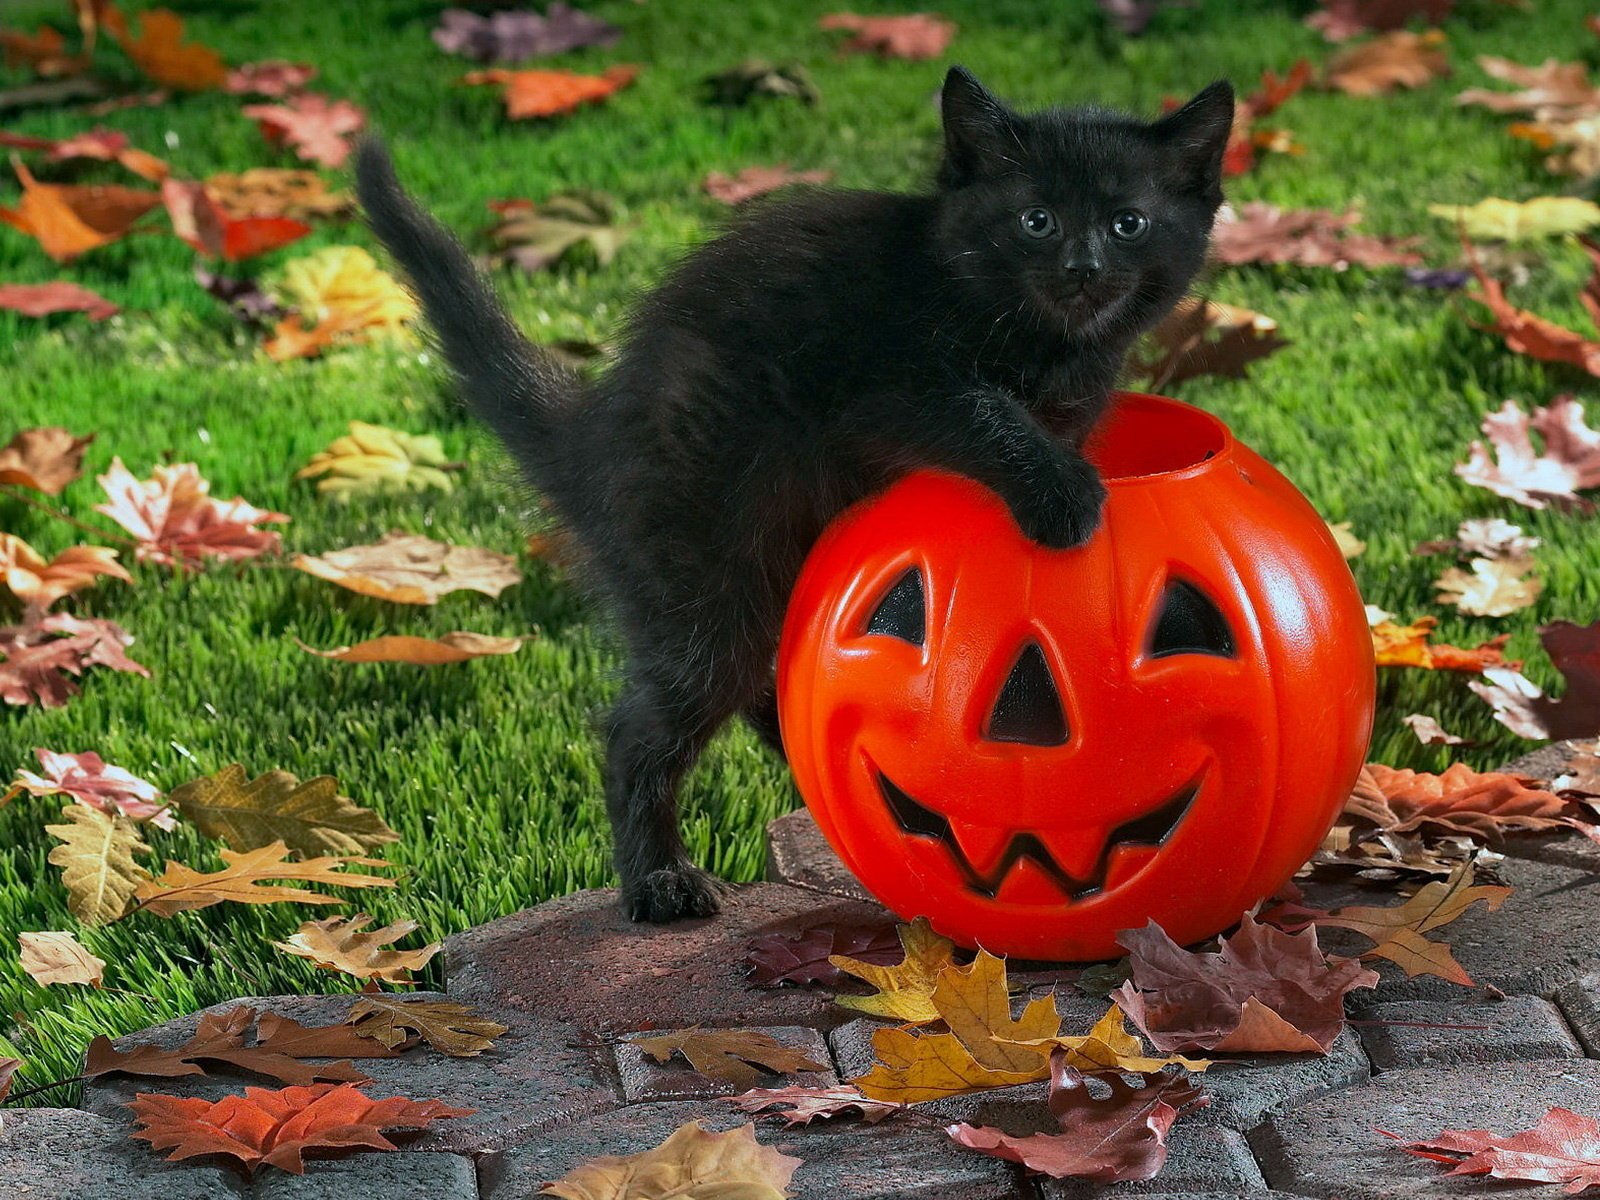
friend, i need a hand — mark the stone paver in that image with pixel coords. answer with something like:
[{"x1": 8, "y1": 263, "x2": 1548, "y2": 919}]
[
  {"x1": 1353, "y1": 995, "x2": 1581, "y2": 1070},
  {"x1": 251, "y1": 1152, "x2": 477, "y2": 1198},
  {"x1": 0, "y1": 1108, "x2": 243, "y2": 1197},
  {"x1": 766, "y1": 808, "x2": 875, "y2": 902},
  {"x1": 476, "y1": 1101, "x2": 1025, "y2": 1199},
  {"x1": 613, "y1": 1025, "x2": 838, "y2": 1103},
  {"x1": 1189, "y1": 1030, "x2": 1369, "y2": 1132},
  {"x1": 1041, "y1": 1125, "x2": 1265, "y2": 1197},
  {"x1": 444, "y1": 882, "x2": 892, "y2": 1031},
  {"x1": 1554, "y1": 971, "x2": 1600, "y2": 1056},
  {"x1": 80, "y1": 993, "x2": 620, "y2": 1155},
  {"x1": 1251, "y1": 1058, "x2": 1600, "y2": 1198}
]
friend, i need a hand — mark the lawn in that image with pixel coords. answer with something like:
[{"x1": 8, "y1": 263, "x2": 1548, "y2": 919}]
[{"x1": 1, "y1": 0, "x2": 1596, "y2": 1102}]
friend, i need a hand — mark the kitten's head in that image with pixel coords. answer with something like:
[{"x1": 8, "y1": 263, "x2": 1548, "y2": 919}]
[{"x1": 934, "y1": 67, "x2": 1233, "y2": 346}]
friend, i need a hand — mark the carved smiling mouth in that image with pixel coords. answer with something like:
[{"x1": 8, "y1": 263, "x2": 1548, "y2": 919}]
[{"x1": 877, "y1": 771, "x2": 1198, "y2": 902}]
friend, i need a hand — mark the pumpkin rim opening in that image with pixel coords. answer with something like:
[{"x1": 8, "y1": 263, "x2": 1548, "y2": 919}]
[{"x1": 1089, "y1": 392, "x2": 1233, "y2": 485}]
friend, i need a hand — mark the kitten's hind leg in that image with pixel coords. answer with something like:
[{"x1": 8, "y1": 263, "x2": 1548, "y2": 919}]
[{"x1": 605, "y1": 676, "x2": 735, "y2": 922}]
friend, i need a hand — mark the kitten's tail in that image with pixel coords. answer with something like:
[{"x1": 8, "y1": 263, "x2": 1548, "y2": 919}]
[{"x1": 354, "y1": 138, "x2": 575, "y2": 489}]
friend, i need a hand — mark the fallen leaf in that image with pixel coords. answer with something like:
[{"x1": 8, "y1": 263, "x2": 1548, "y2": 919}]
[
  {"x1": 946, "y1": 1054, "x2": 1207, "y2": 1182},
  {"x1": 1135, "y1": 296, "x2": 1288, "y2": 388},
  {"x1": 727, "y1": 1083, "x2": 902, "y2": 1126},
  {"x1": 1372, "y1": 614, "x2": 1513, "y2": 673},
  {"x1": 275, "y1": 914, "x2": 439, "y2": 985},
  {"x1": 1097, "y1": 0, "x2": 1192, "y2": 36},
  {"x1": 818, "y1": 12, "x2": 956, "y2": 59},
  {"x1": 850, "y1": 1024, "x2": 1044, "y2": 1103},
  {"x1": 1212, "y1": 203, "x2": 1422, "y2": 269},
  {"x1": 171, "y1": 763, "x2": 396, "y2": 857},
  {"x1": 745, "y1": 920, "x2": 902, "y2": 988},
  {"x1": 204, "y1": 169, "x2": 350, "y2": 221},
  {"x1": 225, "y1": 61, "x2": 316, "y2": 97},
  {"x1": 1000, "y1": 1005, "x2": 1212, "y2": 1076},
  {"x1": 85, "y1": 1007, "x2": 370, "y2": 1087},
  {"x1": 106, "y1": 7, "x2": 227, "y2": 91},
  {"x1": 930, "y1": 950, "x2": 1060, "y2": 1074},
  {"x1": 132, "y1": 840, "x2": 395, "y2": 917},
  {"x1": 1460, "y1": 251, "x2": 1600, "y2": 380},
  {"x1": 1469, "y1": 665, "x2": 1557, "y2": 739},
  {"x1": 95, "y1": 458, "x2": 288, "y2": 567},
  {"x1": 45, "y1": 803, "x2": 151, "y2": 925},
  {"x1": 629, "y1": 1027, "x2": 828, "y2": 1091},
  {"x1": 704, "y1": 165, "x2": 834, "y2": 205},
  {"x1": 293, "y1": 534, "x2": 520, "y2": 607},
  {"x1": 0, "y1": 611, "x2": 149, "y2": 709},
  {"x1": 0, "y1": 25, "x2": 85, "y2": 77},
  {"x1": 0, "y1": 533, "x2": 130, "y2": 611},
  {"x1": 0, "y1": 160, "x2": 161, "y2": 262},
  {"x1": 1324, "y1": 29, "x2": 1449, "y2": 96},
  {"x1": 1216, "y1": 60, "x2": 1314, "y2": 177},
  {"x1": 1306, "y1": 0, "x2": 1453, "y2": 41},
  {"x1": 1430, "y1": 196, "x2": 1600, "y2": 241},
  {"x1": 1457, "y1": 395, "x2": 1600, "y2": 510},
  {"x1": 830, "y1": 916, "x2": 958, "y2": 1023},
  {"x1": 0, "y1": 426, "x2": 93, "y2": 494},
  {"x1": 1511, "y1": 112, "x2": 1600, "y2": 180},
  {"x1": 432, "y1": 4, "x2": 621, "y2": 63},
  {"x1": 1434, "y1": 555, "x2": 1541, "y2": 617},
  {"x1": 484, "y1": 192, "x2": 631, "y2": 272},
  {"x1": 1390, "y1": 1107, "x2": 1600, "y2": 1192},
  {"x1": 19, "y1": 929, "x2": 104, "y2": 986},
  {"x1": 252, "y1": 1011, "x2": 404, "y2": 1060},
  {"x1": 1415, "y1": 517, "x2": 1540, "y2": 560},
  {"x1": 242, "y1": 94, "x2": 366, "y2": 168},
  {"x1": 1471, "y1": 621, "x2": 1600, "y2": 740},
  {"x1": 8, "y1": 747, "x2": 169, "y2": 828},
  {"x1": 129, "y1": 1082, "x2": 471, "y2": 1174},
  {"x1": 346, "y1": 995, "x2": 506, "y2": 1057},
  {"x1": 1282, "y1": 861, "x2": 1510, "y2": 984},
  {"x1": 1328, "y1": 521, "x2": 1366, "y2": 558},
  {"x1": 297, "y1": 632, "x2": 527, "y2": 665},
  {"x1": 195, "y1": 266, "x2": 283, "y2": 326},
  {"x1": 0, "y1": 281, "x2": 118, "y2": 320},
  {"x1": 0, "y1": 127, "x2": 168, "y2": 182},
  {"x1": 1356, "y1": 762, "x2": 1570, "y2": 840},
  {"x1": 161, "y1": 178, "x2": 310, "y2": 261},
  {"x1": 0, "y1": 1057, "x2": 19, "y2": 1119},
  {"x1": 539, "y1": 1121, "x2": 800, "y2": 1200},
  {"x1": 269, "y1": 246, "x2": 417, "y2": 357},
  {"x1": 702, "y1": 60, "x2": 820, "y2": 107},
  {"x1": 462, "y1": 64, "x2": 638, "y2": 120},
  {"x1": 1457, "y1": 55, "x2": 1600, "y2": 120},
  {"x1": 1402, "y1": 714, "x2": 1469, "y2": 746},
  {"x1": 1113, "y1": 911, "x2": 1377, "y2": 1053},
  {"x1": 294, "y1": 422, "x2": 453, "y2": 500}
]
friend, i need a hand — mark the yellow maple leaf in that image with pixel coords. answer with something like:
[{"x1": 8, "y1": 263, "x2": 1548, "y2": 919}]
[
  {"x1": 930, "y1": 950, "x2": 1059, "y2": 1074},
  {"x1": 851, "y1": 1024, "x2": 1042, "y2": 1104},
  {"x1": 294, "y1": 422, "x2": 455, "y2": 501},
  {"x1": 999, "y1": 1004, "x2": 1211, "y2": 1074},
  {"x1": 277, "y1": 245, "x2": 416, "y2": 332},
  {"x1": 830, "y1": 916, "x2": 957, "y2": 1023},
  {"x1": 1428, "y1": 196, "x2": 1600, "y2": 241}
]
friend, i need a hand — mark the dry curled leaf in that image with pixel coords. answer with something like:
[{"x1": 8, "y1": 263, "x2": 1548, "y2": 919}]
[
  {"x1": 96, "y1": 458, "x2": 288, "y2": 566},
  {"x1": 0, "y1": 160, "x2": 161, "y2": 262},
  {"x1": 106, "y1": 6, "x2": 227, "y2": 91},
  {"x1": 818, "y1": 12, "x2": 956, "y2": 59},
  {"x1": 1324, "y1": 29, "x2": 1449, "y2": 96},
  {"x1": 1402, "y1": 714, "x2": 1470, "y2": 746},
  {"x1": 1434, "y1": 555, "x2": 1541, "y2": 617},
  {"x1": 1390, "y1": 1107, "x2": 1600, "y2": 1192},
  {"x1": 629, "y1": 1027, "x2": 828, "y2": 1091},
  {"x1": 275, "y1": 914, "x2": 439, "y2": 985},
  {"x1": 171, "y1": 764, "x2": 395, "y2": 858},
  {"x1": 296, "y1": 632, "x2": 527, "y2": 666},
  {"x1": 727, "y1": 1083, "x2": 901, "y2": 1127},
  {"x1": 1470, "y1": 621, "x2": 1600, "y2": 740},
  {"x1": 1212, "y1": 203, "x2": 1422, "y2": 269},
  {"x1": 45, "y1": 803, "x2": 151, "y2": 925},
  {"x1": 704, "y1": 165, "x2": 834, "y2": 206},
  {"x1": 7, "y1": 747, "x2": 169, "y2": 828},
  {"x1": 540, "y1": 1120, "x2": 801, "y2": 1200},
  {"x1": 243, "y1": 93, "x2": 365, "y2": 168},
  {"x1": 462, "y1": 65, "x2": 638, "y2": 120},
  {"x1": 1356, "y1": 762, "x2": 1570, "y2": 840},
  {"x1": 1328, "y1": 521, "x2": 1366, "y2": 559},
  {"x1": 1135, "y1": 296, "x2": 1288, "y2": 388},
  {"x1": 293, "y1": 534, "x2": 519, "y2": 606},
  {"x1": 830, "y1": 915, "x2": 957, "y2": 1023},
  {"x1": 132, "y1": 840, "x2": 395, "y2": 917},
  {"x1": 1457, "y1": 55, "x2": 1600, "y2": 120},
  {"x1": 1460, "y1": 248, "x2": 1600, "y2": 380},
  {"x1": 1415, "y1": 517, "x2": 1540, "y2": 561},
  {"x1": 204, "y1": 169, "x2": 350, "y2": 221},
  {"x1": 1371, "y1": 614, "x2": 1513, "y2": 673},
  {"x1": 0, "y1": 611, "x2": 149, "y2": 710},
  {"x1": 0, "y1": 533, "x2": 130, "y2": 612},
  {"x1": 745, "y1": 920, "x2": 901, "y2": 988},
  {"x1": 19, "y1": 929, "x2": 105, "y2": 986},
  {"x1": 0, "y1": 427, "x2": 93, "y2": 494},
  {"x1": 161, "y1": 178, "x2": 310, "y2": 261},
  {"x1": 129, "y1": 1082, "x2": 471, "y2": 1175},
  {"x1": 484, "y1": 192, "x2": 632, "y2": 273},
  {"x1": 0, "y1": 281, "x2": 118, "y2": 320},
  {"x1": 86, "y1": 1006, "x2": 366, "y2": 1088},
  {"x1": 347, "y1": 994, "x2": 506, "y2": 1057},
  {"x1": 1456, "y1": 395, "x2": 1600, "y2": 510}
]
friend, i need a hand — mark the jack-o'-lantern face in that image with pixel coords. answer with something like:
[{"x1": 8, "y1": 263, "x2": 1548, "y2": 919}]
[{"x1": 778, "y1": 393, "x2": 1374, "y2": 962}]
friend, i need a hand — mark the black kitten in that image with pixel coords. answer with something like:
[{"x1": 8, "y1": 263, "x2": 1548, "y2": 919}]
[{"x1": 355, "y1": 67, "x2": 1233, "y2": 923}]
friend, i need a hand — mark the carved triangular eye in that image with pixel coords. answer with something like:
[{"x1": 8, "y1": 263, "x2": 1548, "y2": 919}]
[
  {"x1": 986, "y1": 642, "x2": 1068, "y2": 746},
  {"x1": 864, "y1": 567, "x2": 925, "y2": 645},
  {"x1": 1149, "y1": 579, "x2": 1235, "y2": 658}
]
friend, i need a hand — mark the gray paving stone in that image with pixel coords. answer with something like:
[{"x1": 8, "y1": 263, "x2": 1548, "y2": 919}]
[
  {"x1": 1041, "y1": 1125, "x2": 1265, "y2": 1197},
  {"x1": 1297, "y1": 853, "x2": 1600, "y2": 1000},
  {"x1": 250, "y1": 1151, "x2": 477, "y2": 1198},
  {"x1": 1554, "y1": 971, "x2": 1600, "y2": 1055},
  {"x1": 0, "y1": 1107, "x2": 244, "y2": 1197},
  {"x1": 477, "y1": 1100, "x2": 1025, "y2": 1199},
  {"x1": 1352, "y1": 995, "x2": 1581, "y2": 1070},
  {"x1": 1252, "y1": 1058, "x2": 1600, "y2": 1198},
  {"x1": 444, "y1": 882, "x2": 892, "y2": 1032},
  {"x1": 766, "y1": 808, "x2": 876, "y2": 902},
  {"x1": 1188, "y1": 1029, "x2": 1369, "y2": 1132},
  {"x1": 79, "y1": 993, "x2": 620, "y2": 1154},
  {"x1": 614, "y1": 1025, "x2": 838, "y2": 1103}
]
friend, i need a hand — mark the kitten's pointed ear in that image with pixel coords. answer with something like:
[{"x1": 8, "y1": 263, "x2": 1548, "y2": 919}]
[
  {"x1": 940, "y1": 66, "x2": 1020, "y2": 186},
  {"x1": 1152, "y1": 80, "x2": 1235, "y2": 202}
]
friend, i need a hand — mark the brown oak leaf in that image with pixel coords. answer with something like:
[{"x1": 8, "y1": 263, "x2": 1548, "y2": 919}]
[
  {"x1": 0, "y1": 427, "x2": 94, "y2": 494},
  {"x1": 132, "y1": 841, "x2": 395, "y2": 917},
  {"x1": 1324, "y1": 29, "x2": 1450, "y2": 97},
  {"x1": 628, "y1": 1027, "x2": 829, "y2": 1091},
  {"x1": 85, "y1": 1006, "x2": 371, "y2": 1087},
  {"x1": 129, "y1": 1081, "x2": 471, "y2": 1174},
  {"x1": 727, "y1": 1083, "x2": 902, "y2": 1127},
  {"x1": 95, "y1": 458, "x2": 288, "y2": 566},
  {"x1": 292, "y1": 534, "x2": 521, "y2": 606},
  {"x1": 274, "y1": 914, "x2": 440, "y2": 985},
  {"x1": 346, "y1": 995, "x2": 506, "y2": 1057},
  {"x1": 1113, "y1": 912, "x2": 1377, "y2": 1053}
]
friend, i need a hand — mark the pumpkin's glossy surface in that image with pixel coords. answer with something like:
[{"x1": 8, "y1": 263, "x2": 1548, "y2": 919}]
[{"x1": 776, "y1": 392, "x2": 1375, "y2": 961}]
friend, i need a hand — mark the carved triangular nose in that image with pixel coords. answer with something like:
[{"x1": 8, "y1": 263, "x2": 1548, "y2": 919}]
[{"x1": 985, "y1": 642, "x2": 1068, "y2": 746}]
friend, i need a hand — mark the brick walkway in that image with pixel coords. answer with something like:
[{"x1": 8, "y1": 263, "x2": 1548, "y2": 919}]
[{"x1": 5, "y1": 743, "x2": 1600, "y2": 1198}]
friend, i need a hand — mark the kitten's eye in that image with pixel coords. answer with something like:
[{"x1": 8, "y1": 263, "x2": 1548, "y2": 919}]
[
  {"x1": 1110, "y1": 210, "x2": 1150, "y2": 241},
  {"x1": 1019, "y1": 207, "x2": 1059, "y2": 239}
]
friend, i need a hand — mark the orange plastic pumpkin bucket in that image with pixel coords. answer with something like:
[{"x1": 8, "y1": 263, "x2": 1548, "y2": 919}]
[{"x1": 776, "y1": 391, "x2": 1375, "y2": 961}]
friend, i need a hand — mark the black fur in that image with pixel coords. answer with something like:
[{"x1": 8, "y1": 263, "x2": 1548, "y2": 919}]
[{"x1": 355, "y1": 67, "x2": 1233, "y2": 922}]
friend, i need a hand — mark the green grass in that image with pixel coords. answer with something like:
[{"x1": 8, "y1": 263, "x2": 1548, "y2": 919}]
[{"x1": 0, "y1": 0, "x2": 1596, "y2": 1100}]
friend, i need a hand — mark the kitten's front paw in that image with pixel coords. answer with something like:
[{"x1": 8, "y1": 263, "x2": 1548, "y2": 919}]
[
  {"x1": 623, "y1": 861, "x2": 726, "y2": 923},
  {"x1": 1011, "y1": 460, "x2": 1108, "y2": 549}
]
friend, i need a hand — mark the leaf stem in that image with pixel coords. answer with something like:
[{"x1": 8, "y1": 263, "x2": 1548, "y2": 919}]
[
  {"x1": 0, "y1": 484, "x2": 137, "y2": 548},
  {"x1": 2, "y1": 1073, "x2": 86, "y2": 1103}
]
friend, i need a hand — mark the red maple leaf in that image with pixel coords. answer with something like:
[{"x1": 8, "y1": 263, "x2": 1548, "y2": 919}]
[
  {"x1": 94, "y1": 458, "x2": 288, "y2": 567},
  {"x1": 1388, "y1": 1107, "x2": 1600, "y2": 1192},
  {"x1": 7, "y1": 747, "x2": 171, "y2": 828},
  {"x1": 161, "y1": 179, "x2": 310, "y2": 261},
  {"x1": 0, "y1": 612, "x2": 149, "y2": 709},
  {"x1": 819, "y1": 12, "x2": 956, "y2": 59},
  {"x1": 129, "y1": 1082, "x2": 472, "y2": 1174},
  {"x1": 0, "y1": 282, "x2": 118, "y2": 320},
  {"x1": 242, "y1": 94, "x2": 366, "y2": 168}
]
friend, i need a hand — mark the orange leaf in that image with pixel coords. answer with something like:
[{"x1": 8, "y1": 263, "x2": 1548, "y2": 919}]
[
  {"x1": 0, "y1": 160, "x2": 161, "y2": 263},
  {"x1": 462, "y1": 64, "x2": 638, "y2": 120},
  {"x1": 0, "y1": 25, "x2": 87, "y2": 77},
  {"x1": 1361, "y1": 762, "x2": 1571, "y2": 841},
  {"x1": 1370, "y1": 615, "x2": 1512, "y2": 673},
  {"x1": 0, "y1": 427, "x2": 94, "y2": 494},
  {"x1": 0, "y1": 533, "x2": 130, "y2": 611},
  {"x1": 107, "y1": 6, "x2": 227, "y2": 91},
  {"x1": 128, "y1": 1082, "x2": 472, "y2": 1174},
  {"x1": 1463, "y1": 244, "x2": 1600, "y2": 377},
  {"x1": 295, "y1": 632, "x2": 527, "y2": 665},
  {"x1": 1324, "y1": 29, "x2": 1450, "y2": 96},
  {"x1": 161, "y1": 179, "x2": 309, "y2": 261}
]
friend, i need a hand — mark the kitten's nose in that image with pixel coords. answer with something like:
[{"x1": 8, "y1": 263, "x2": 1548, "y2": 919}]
[{"x1": 1060, "y1": 251, "x2": 1101, "y2": 295}]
